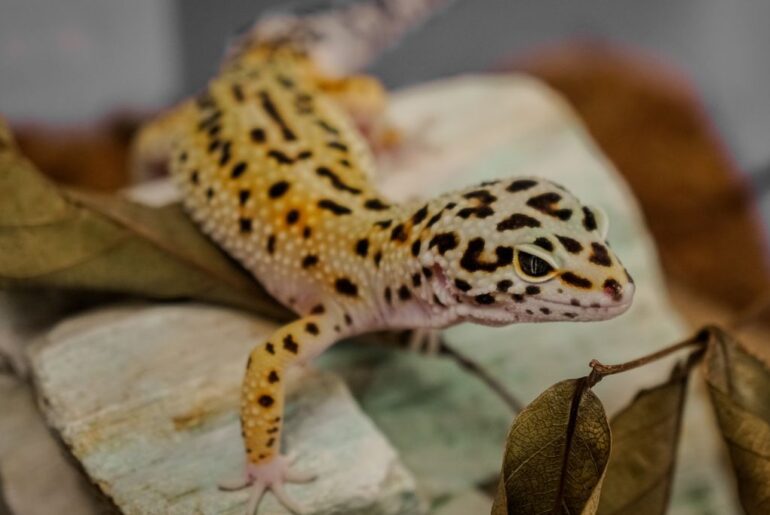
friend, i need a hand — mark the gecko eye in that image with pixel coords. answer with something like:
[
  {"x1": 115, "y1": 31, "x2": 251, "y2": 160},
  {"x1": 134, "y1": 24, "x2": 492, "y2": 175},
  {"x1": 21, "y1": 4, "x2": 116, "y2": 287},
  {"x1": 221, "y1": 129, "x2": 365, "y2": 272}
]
[{"x1": 515, "y1": 250, "x2": 557, "y2": 282}]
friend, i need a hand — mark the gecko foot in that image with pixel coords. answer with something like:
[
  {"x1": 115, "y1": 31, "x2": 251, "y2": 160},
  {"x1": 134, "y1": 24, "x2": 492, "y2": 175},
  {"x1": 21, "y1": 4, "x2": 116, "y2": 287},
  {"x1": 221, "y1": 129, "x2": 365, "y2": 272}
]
[
  {"x1": 219, "y1": 454, "x2": 316, "y2": 515},
  {"x1": 407, "y1": 328, "x2": 442, "y2": 356}
]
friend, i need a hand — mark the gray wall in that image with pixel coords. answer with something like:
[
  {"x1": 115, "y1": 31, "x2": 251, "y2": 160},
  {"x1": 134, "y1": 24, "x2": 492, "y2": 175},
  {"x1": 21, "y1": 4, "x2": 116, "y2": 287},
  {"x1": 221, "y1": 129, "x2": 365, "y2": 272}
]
[{"x1": 2, "y1": 1, "x2": 769, "y2": 179}]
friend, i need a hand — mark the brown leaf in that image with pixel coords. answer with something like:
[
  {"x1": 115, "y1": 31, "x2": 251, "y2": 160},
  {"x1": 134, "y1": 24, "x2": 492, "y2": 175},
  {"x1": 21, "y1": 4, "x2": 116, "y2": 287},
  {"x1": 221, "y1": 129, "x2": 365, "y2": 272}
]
[
  {"x1": 0, "y1": 123, "x2": 291, "y2": 321},
  {"x1": 597, "y1": 357, "x2": 695, "y2": 515},
  {"x1": 492, "y1": 378, "x2": 611, "y2": 515},
  {"x1": 704, "y1": 325, "x2": 770, "y2": 515}
]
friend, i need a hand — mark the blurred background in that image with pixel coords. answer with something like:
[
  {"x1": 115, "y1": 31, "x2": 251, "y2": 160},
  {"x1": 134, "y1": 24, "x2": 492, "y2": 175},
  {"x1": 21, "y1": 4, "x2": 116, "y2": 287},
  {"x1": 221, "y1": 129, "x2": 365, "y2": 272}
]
[{"x1": 2, "y1": 0, "x2": 769, "y2": 311}]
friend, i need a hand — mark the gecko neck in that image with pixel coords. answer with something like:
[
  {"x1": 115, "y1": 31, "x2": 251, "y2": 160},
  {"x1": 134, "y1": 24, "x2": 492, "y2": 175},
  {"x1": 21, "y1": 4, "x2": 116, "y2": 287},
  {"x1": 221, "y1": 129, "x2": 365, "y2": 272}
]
[{"x1": 360, "y1": 196, "x2": 460, "y2": 331}]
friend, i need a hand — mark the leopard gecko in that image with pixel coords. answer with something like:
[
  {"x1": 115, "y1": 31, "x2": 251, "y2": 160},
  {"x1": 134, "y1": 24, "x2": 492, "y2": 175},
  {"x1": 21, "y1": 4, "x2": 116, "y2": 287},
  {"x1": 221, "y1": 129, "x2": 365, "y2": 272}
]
[{"x1": 134, "y1": 0, "x2": 635, "y2": 512}]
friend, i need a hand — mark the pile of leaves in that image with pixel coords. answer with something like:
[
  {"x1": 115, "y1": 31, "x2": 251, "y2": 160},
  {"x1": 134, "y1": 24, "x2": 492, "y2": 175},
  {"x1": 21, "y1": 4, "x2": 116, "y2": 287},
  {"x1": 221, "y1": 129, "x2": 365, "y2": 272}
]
[{"x1": 1, "y1": 118, "x2": 768, "y2": 515}]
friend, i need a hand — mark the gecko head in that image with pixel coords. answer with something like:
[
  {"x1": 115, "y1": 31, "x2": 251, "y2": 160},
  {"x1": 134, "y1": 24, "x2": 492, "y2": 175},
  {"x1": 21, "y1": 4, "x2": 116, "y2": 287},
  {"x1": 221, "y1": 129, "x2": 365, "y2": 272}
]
[{"x1": 421, "y1": 178, "x2": 634, "y2": 326}]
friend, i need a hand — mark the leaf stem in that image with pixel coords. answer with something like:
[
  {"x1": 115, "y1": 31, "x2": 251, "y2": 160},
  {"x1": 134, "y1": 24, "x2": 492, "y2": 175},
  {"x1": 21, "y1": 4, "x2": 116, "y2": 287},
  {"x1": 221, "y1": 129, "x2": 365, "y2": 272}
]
[{"x1": 587, "y1": 328, "x2": 711, "y2": 387}]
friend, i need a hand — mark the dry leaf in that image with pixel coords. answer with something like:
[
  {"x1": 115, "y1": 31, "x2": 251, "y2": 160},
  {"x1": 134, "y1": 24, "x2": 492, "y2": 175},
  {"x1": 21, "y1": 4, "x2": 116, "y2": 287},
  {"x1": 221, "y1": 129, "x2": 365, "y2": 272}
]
[
  {"x1": 597, "y1": 358, "x2": 694, "y2": 514},
  {"x1": 0, "y1": 123, "x2": 291, "y2": 321},
  {"x1": 704, "y1": 326, "x2": 770, "y2": 515},
  {"x1": 492, "y1": 378, "x2": 611, "y2": 515}
]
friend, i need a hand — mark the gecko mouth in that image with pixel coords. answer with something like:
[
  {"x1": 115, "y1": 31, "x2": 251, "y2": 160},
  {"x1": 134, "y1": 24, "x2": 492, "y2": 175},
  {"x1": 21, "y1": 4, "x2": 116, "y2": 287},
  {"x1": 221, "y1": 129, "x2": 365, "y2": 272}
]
[{"x1": 460, "y1": 297, "x2": 632, "y2": 326}]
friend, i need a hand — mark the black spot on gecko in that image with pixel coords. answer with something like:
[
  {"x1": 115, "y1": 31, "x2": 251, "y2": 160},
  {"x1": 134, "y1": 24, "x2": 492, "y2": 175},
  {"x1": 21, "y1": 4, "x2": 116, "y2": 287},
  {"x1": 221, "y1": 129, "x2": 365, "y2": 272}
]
[
  {"x1": 218, "y1": 141, "x2": 232, "y2": 166},
  {"x1": 344, "y1": 313, "x2": 353, "y2": 326},
  {"x1": 310, "y1": 304, "x2": 325, "y2": 314},
  {"x1": 460, "y1": 238, "x2": 514, "y2": 272},
  {"x1": 533, "y1": 237, "x2": 554, "y2": 252},
  {"x1": 507, "y1": 179, "x2": 537, "y2": 192},
  {"x1": 456, "y1": 206, "x2": 494, "y2": 219},
  {"x1": 540, "y1": 307, "x2": 551, "y2": 315},
  {"x1": 384, "y1": 287, "x2": 392, "y2": 304},
  {"x1": 527, "y1": 192, "x2": 572, "y2": 220},
  {"x1": 190, "y1": 170, "x2": 199, "y2": 185},
  {"x1": 463, "y1": 190, "x2": 497, "y2": 204},
  {"x1": 355, "y1": 238, "x2": 369, "y2": 257},
  {"x1": 259, "y1": 395, "x2": 275, "y2": 407},
  {"x1": 454, "y1": 279, "x2": 472, "y2": 292},
  {"x1": 497, "y1": 213, "x2": 541, "y2": 231},
  {"x1": 267, "y1": 149, "x2": 294, "y2": 165},
  {"x1": 374, "y1": 219, "x2": 392, "y2": 229},
  {"x1": 497, "y1": 279, "x2": 513, "y2": 292},
  {"x1": 231, "y1": 161, "x2": 247, "y2": 179},
  {"x1": 327, "y1": 141, "x2": 349, "y2": 152},
  {"x1": 239, "y1": 218, "x2": 252, "y2": 233},
  {"x1": 286, "y1": 210, "x2": 300, "y2": 225},
  {"x1": 316, "y1": 167, "x2": 362, "y2": 194},
  {"x1": 318, "y1": 199, "x2": 352, "y2": 215},
  {"x1": 268, "y1": 180, "x2": 290, "y2": 198},
  {"x1": 260, "y1": 90, "x2": 297, "y2": 141},
  {"x1": 303, "y1": 227, "x2": 312, "y2": 239},
  {"x1": 557, "y1": 235, "x2": 583, "y2": 254},
  {"x1": 208, "y1": 139, "x2": 221, "y2": 152},
  {"x1": 411, "y1": 239, "x2": 421, "y2": 257},
  {"x1": 561, "y1": 272, "x2": 593, "y2": 288},
  {"x1": 511, "y1": 293, "x2": 525, "y2": 303},
  {"x1": 267, "y1": 235, "x2": 276, "y2": 254},
  {"x1": 398, "y1": 285, "x2": 411, "y2": 300},
  {"x1": 339, "y1": 159, "x2": 351, "y2": 168},
  {"x1": 582, "y1": 207, "x2": 598, "y2": 231},
  {"x1": 206, "y1": 187, "x2": 214, "y2": 200},
  {"x1": 266, "y1": 438, "x2": 275, "y2": 448},
  {"x1": 267, "y1": 370, "x2": 280, "y2": 383},
  {"x1": 428, "y1": 233, "x2": 458, "y2": 254},
  {"x1": 302, "y1": 255, "x2": 318, "y2": 268},
  {"x1": 317, "y1": 119, "x2": 340, "y2": 135},
  {"x1": 590, "y1": 243, "x2": 612, "y2": 267},
  {"x1": 426, "y1": 212, "x2": 442, "y2": 228},
  {"x1": 335, "y1": 278, "x2": 358, "y2": 296},
  {"x1": 283, "y1": 334, "x2": 299, "y2": 354},
  {"x1": 250, "y1": 128, "x2": 266, "y2": 143},
  {"x1": 265, "y1": 342, "x2": 275, "y2": 354},
  {"x1": 422, "y1": 267, "x2": 433, "y2": 279},
  {"x1": 238, "y1": 189, "x2": 251, "y2": 205},
  {"x1": 411, "y1": 273, "x2": 422, "y2": 287},
  {"x1": 411, "y1": 205, "x2": 429, "y2": 225},
  {"x1": 296, "y1": 150, "x2": 313, "y2": 160},
  {"x1": 390, "y1": 224, "x2": 407, "y2": 242},
  {"x1": 364, "y1": 199, "x2": 391, "y2": 211},
  {"x1": 525, "y1": 286, "x2": 540, "y2": 295},
  {"x1": 231, "y1": 83, "x2": 245, "y2": 103},
  {"x1": 373, "y1": 251, "x2": 382, "y2": 267},
  {"x1": 475, "y1": 294, "x2": 495, "y2": 305}
]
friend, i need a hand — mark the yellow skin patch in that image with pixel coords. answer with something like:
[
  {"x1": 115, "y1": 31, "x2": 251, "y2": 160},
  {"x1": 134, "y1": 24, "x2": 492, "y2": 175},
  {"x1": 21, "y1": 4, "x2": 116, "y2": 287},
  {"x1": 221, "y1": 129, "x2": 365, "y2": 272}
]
[{"x1": 137, "y1": 41, "x2": 635, "y2": 513}]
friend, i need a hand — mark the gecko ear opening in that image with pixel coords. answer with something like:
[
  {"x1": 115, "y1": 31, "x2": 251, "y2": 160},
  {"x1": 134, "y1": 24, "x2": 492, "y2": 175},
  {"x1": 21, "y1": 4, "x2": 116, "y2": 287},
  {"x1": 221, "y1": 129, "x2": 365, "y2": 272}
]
[{"x1": 589, "y1": 206, "x2": 610, "y2": 240}]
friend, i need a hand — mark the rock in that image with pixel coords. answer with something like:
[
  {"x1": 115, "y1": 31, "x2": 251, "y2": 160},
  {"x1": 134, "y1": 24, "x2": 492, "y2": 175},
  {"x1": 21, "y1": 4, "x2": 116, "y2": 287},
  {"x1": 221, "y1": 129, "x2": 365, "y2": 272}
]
[
  {"x1": 0, "y1": 375, "x2": 102, "y2": 515},
  {"x1": 29, "y1": 304, "x2": 423, "y2": 514}
]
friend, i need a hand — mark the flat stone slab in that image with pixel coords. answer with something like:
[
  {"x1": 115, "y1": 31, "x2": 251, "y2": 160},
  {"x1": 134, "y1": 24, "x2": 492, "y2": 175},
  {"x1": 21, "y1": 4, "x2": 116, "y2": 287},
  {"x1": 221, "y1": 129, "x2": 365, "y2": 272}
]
[{"x1": 29, "y1": 305, "x2": 422, "y2": 514}]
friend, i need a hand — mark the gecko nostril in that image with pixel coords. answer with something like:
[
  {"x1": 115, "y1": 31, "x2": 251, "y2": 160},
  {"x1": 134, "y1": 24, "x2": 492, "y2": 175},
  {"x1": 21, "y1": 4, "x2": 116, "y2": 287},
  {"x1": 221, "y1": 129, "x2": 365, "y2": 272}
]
[{"x1": 603, "y1": 278, "x2": 623, "y2": 301}]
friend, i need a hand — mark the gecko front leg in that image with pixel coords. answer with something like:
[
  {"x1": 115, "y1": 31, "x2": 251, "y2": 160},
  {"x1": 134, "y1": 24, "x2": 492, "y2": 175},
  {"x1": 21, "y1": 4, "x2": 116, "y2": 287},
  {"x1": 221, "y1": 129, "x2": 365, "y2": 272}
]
[{"x1": 223, "y1": 314, "x2": 341, "y2": 514}]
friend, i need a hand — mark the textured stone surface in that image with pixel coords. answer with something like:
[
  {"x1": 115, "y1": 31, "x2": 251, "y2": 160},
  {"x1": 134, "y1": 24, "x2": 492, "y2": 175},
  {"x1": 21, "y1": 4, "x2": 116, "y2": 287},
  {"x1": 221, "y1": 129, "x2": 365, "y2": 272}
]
[{"x1": 29, "y1": 304, "x2": 423, "y2": 515}]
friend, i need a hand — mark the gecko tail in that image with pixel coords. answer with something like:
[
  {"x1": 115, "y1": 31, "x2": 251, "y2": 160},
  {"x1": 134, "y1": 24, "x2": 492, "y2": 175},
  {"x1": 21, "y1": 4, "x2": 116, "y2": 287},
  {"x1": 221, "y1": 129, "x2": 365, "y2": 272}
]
[{"x1": 228, "y1": 0, "x2": 456, "y2": 76}]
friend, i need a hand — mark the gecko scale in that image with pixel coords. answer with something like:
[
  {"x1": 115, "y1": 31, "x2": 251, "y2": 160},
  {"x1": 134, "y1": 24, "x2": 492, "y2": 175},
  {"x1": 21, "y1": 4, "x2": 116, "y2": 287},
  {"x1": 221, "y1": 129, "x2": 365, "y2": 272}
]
[{"x1": 135, "y1": 0, "x2": 635, "y2": 512}]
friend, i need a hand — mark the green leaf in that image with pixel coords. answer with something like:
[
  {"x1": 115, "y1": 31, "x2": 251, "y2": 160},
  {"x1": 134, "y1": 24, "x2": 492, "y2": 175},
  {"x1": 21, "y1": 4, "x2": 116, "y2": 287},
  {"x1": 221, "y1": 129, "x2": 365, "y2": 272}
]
[
  {"x1": 492, "y1": 378, "x2": 611, "y2": 515},
  {"x1": 597, "y1": 357, "x2": 694, "y2": 515},
  {"x1": 704, "y1": 326, "x2": 770, "y2": 515},
  {"x1": 0, "y1": 122, "x2": 291, "y2": 321}
]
